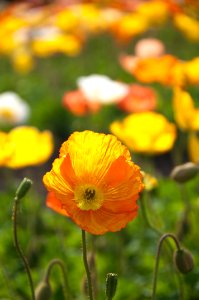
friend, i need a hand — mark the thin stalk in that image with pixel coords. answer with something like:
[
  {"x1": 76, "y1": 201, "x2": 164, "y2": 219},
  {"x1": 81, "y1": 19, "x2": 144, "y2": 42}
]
[
  {"x1": 152, "y1": 233, "x2": 181, "y2": 300},
  {"x1": 44, "y1": 258, "x2": 71, "y2": 300},
  {"x1": 12, "y1": 197, "x2": 35, "y2": 300},
  {"x1": 139, "y1": 194, "x2": 162, "y2": 236},
  {"x1": 82, "y1": 230, "x2": 94, "y2": 300}
]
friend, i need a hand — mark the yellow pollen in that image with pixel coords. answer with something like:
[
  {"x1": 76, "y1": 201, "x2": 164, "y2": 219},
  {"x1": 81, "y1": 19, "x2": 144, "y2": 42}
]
[{"x1": 74, "y1": 184, "x2": 104, "y2": 211}]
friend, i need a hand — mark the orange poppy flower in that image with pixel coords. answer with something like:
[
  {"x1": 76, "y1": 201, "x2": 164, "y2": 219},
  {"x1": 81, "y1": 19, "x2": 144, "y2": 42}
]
[
  {"x1": 43, "y1": 130, "x2": 144, "y2": 235},
  {"x1": 132, "y1": 55, "x2": 179, "y2": 85},
  {"x1": 62, "y1": 90, "x2": 100, "y2": 116},
  {"x1": 117, "y1": 84, "x2": 157, "y2": 113}
]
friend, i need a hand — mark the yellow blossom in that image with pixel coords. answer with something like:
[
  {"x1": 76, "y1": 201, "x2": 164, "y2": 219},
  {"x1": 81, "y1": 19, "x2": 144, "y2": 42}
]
[
  {"x1": 137, "y1": 0, "x2": 169, "y2": 25},
  {"x1": 185, "y1": 57, "x2": 199, "y2": 85},
  {"x1": 5, "y1": 126, "x2": 54, "y2": 168},
  {"x1": 174, "y1": 13, "x2": 199, "y2": 42},
  {"x1": 0, "y1": 132, "x2": 13, "y2": 166},
  {"x1": 55, "y1": 9, "x2": 79, "y2": 31},
  {"x1": 173, "y1": 87, "x2": 199, "y2": 131},
  {"x1": 11, "y1": 48, "x2": 34, "y2": 73},
  {"x1": 110, "y1": 112, "x2": 176, "y2": 154},
  {"x1": 188, "y1": 132, "x2": 199, "y2": 163},
  {"x1": 111, "y1": 13, "x2": 148, "y2": 41},
  {"x1": 141, "y1": 171, "x2": 158, "y2": 191}
]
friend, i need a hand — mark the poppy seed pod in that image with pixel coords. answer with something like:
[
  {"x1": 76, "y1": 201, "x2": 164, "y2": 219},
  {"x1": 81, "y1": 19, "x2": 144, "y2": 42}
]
[
  {"x1": 106, "y1": 273, "x2": 118, "y2": 299},
  {"x1": 173, "y1": 248, "x2": 194, "y2": 274},
  {"x1": 170, "y1": 162, "x2": 199, "y2": 183},
  {"x1": 35, "y1": 280, "x2": 51, "y2": 300},
  {"x1": 15, "y1": 177, "x2": 33, "y2": 200}
]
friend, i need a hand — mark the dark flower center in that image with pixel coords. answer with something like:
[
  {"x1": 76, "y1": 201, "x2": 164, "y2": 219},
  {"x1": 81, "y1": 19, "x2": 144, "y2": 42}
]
[{"x1": 84, "y1": 188, "x2": 96, "y2": 200}]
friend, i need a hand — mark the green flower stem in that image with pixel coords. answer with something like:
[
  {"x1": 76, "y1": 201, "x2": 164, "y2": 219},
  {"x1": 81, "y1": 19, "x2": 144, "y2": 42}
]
[
  {"x1": 44, "y1": 258, "x2": 71, "y2": 300},
  {"x1": 140, "y1": 194, "x2": 184, "y2": 299},
  {"x1": 152, "y1": 233, "x2": 181, "y2": 300},
  {"x1": 12, "y1": 196, "x2": 35, "y2": 300},
  {"x1": 82, "y1": 230, "x2": 94, "y2": 300},
  {"x1": 139, "y1": 193, "x2": 162, "y2": 236}
]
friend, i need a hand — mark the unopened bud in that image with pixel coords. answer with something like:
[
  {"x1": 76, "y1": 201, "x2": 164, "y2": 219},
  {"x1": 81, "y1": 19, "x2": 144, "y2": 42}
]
[
  {"x1": 35, "y1": 280, "x2": 51, "y2": 300},
  {"x1": 106, "y1": 273, "x2": 118, "y2": 299},
  {"x1": 173, "y1": 248, "x2": 194, "y2": 274},
  {"x1": 15, "y1": 178, "x2": 33, "y2": 200},
  {"x1": 170, "y1": 162, "x2": 198, "y2": 183}
]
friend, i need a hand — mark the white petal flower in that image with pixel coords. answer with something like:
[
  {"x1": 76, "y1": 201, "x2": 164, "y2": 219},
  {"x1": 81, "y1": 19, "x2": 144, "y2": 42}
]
[
  {"x1": 77, "y1": 74, "x2": 128, "y2": 104},
  {"x1": 0, "y1": 92, "x2": 30, "y2": 125}
]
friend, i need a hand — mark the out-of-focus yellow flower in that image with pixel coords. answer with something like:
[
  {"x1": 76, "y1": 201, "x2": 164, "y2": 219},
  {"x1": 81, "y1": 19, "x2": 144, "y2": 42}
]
[
  {"x1": 55, "y1": 9, "x2": 79, "y2": 31},
  {"x1": 12, "y1": 47, "x2": 34, "y2": 73},
  {"x1": 173, "y1": 87, "x2": 199, "y2": 131},
  {"x1": 0, "y1": 15, "x2": 27, "y2": 54},
  {"x1": 110, "y1": 112, "x2": 176, "y2": 154},
  {"x1": 0, "y1": 132, "x2": 13, "y2": 166},
  {"x1": 5, "y1": 126, "x2": 54, "y2": 168},
  {"x1": 141, "y1": 171, "x2": 158, "y2": 191},
  {"x1": 174, "y1": 13, "x2": 199, "y2": 41},
  {"x1": 56, "y1": 34, "x2": 82, "y2": 56},
  {"x1": 72, "y1": 4, "x2": 104, "y2": 33},
  {"x1": 188, "y1": 132, "x2": 199, "y2": 163},
  {"x1": 31, "y1": 27, "x2": 82, "y2": 57},
  {"x1": 111, "y1": 13, "x2": 148, "y2": 41},
  {"x1": 137, "y1": 0, "x2": 169, "y2": 25},
  {"x1": 185, "y1": 57, "x2": 199, "y2": 85}
]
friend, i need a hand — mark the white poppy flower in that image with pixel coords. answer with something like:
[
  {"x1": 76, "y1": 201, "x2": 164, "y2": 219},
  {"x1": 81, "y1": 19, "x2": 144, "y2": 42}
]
[
  {"x1": 77, "y1": 74, "x2": 128, "y2": 104},
  {"x1": 0, "y1": 92, "x2": 30, "y2": 125}
]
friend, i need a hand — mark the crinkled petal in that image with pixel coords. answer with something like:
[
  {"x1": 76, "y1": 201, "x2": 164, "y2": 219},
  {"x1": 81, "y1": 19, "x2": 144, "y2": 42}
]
[{"x1": 59, "y1": 131, "x2": 131, "y2": 184}]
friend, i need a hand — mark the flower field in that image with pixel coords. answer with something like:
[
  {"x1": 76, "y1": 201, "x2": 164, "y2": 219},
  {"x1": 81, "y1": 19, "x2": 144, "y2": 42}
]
[{"x1": 0, "y1": 1, "x2": 199, "y2": 299}]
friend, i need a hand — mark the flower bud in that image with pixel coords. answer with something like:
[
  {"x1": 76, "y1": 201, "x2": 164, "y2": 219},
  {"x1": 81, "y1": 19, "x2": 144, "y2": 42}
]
[
  {"x1": 35, "y1": 281, "x2": 51, "y2": 300},
  {"x1": 105, "y1": 273, "x2": 118, "y2": 299},
  {"x1": 15, "y1": 177, "x2": 33, "y2": 200},
  {"x1": 170, "y1": 162, "x2": 198, "y2": 183},
  {"x1": 173, "y1": 248, "x2": 194, "y2": 274}
]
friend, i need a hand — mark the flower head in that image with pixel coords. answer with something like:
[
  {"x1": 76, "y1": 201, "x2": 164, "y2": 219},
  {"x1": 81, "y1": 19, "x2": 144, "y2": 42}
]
[
  {"x1": 43, "y1": 130, "x2": 143, "y2": 235},
  {"x1": 173, "y1": 87, "x2": 199, "y2": 131},
  {"x1": 110, "y1": 112, "x2": 176, "y2": 154},
  {"x1": 4, "y1": 126, "x2": 54, "y2": 168},
  {"x1": 62, "y1": 90, "x2": 100, "y2": 116},
  {"x1": 188, "y1": 132, "x2": 199, "y2": 163},
  {"x1": 0, "y1": 92, "x2": 30, "y2": 125},
  {"x1": 117, "y1": 84, "x2": 157, "y2": 113},
  {"x1": 134, "y1": 38, "x2": 165, "y2": 58},
  {"x1": 77, "y1": 74, "x2": 129, "y2": 104}
]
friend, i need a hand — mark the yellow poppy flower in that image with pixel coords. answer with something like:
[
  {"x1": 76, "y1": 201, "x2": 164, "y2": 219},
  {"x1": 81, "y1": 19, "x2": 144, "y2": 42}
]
[
  {"x1": 137, "y1": 0, "x2": 169, "y2": 25},
  {"x1": 173, "y1": 87, "x2": 199, "y2": 131},
  {"x1": 43, "y1": 130, "x2": 144, "y2": 235},
  {"x1": 5, "y1": 126, "x2": 54, "y2": 168},
  {"x1": 188, "y1": 132, "x2": 199, "y2": 163},
  {"x1": 12, "y1": 48, "x2": 34, "y2": 73},
  {"x1": 174, "y1": 13, "x2": 199, "y2": 42},
  {"x1": 111, "y1": 13, "x2": 148, "y2": 41},
  {"x1": 0, "y1": 132, "x2": 13, "y2": 166},
  {"x1": 110, "y1": 112, "x2": 176, "y2": 154},
  {"x1": 185, "y1": 57, "x2": 199, "y2": 85}
]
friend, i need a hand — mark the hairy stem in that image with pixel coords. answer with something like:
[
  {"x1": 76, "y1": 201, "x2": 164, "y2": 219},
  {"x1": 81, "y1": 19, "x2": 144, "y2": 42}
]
[{"x1": 82, "y1": 230, "x2": 94, "y2": 300}]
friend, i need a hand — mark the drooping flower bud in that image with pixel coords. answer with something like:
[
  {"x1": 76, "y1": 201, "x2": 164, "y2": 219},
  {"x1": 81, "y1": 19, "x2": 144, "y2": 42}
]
[
  {"x1": 35, "y1": 280, "x2": 51, "y2": 300},
  {"x1": 173, "y1": 248, "x2": 194, "y2": 274},
  {"x1": 170, "y1": 162, "x2": 198, "y2": 183},
  {"x1": 15, "y1": 177, "x2": 33, "y2": 200},
  {"x1": 105, "y1": 273, "x2": 118, "y2": 299}
]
